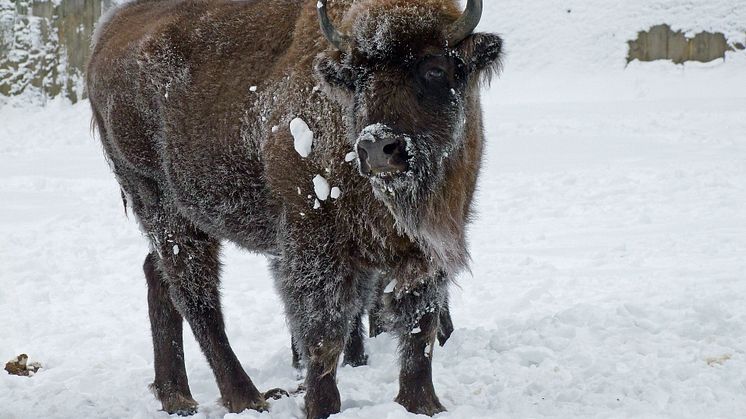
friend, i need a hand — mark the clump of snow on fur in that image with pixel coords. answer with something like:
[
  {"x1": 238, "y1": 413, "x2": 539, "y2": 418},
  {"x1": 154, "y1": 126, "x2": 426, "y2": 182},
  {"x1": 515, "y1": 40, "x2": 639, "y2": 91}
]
[
  {"x1": 383, "y1": 279, "x2": 397, "y2": 294},
  {"x1": 172, "y1": 245, "x2": 179, "y2": 255},
  {"x1": 290, "y1": 118, "x2": 313, "y2": 158},
  {"x1": 345, "y1": 151, "x2": 357, "y2": 162},
  {"x1": 313, "y1": 175, "x2": 330, "y2": 201},
  {"x1": 314, "y1": 199, "x2": 321, "y2": 209},
  {"x1": 249, "y1": 86, "x2": 257, "y2": 92},
  {"x1": 330, "y1": 187, "x2": 341, "y2": 199}
]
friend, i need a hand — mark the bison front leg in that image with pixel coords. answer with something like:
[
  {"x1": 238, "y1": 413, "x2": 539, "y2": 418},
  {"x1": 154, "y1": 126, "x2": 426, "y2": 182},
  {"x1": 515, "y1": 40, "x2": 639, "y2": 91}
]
[
  {"x1": 388, "y1": 274, "x2": 449, "y2": 416},
  {"x1": 272, "y1": 257, "x2": 367, "y2": 419},
  {"x1": 291, "y1": 311, "x2": 367, "y2": 370},
  {"x1": 304, "y1": 336, "x2": 344, "y2": 419},
  {"x1": 278, "y1": 287, "x2": 349, "y2": 419}
]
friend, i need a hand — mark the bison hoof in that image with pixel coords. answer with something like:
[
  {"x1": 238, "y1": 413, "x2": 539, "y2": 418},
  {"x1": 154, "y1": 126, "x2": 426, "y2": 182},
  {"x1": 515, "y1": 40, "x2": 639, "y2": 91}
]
[
  {"x1": 264, "y1": 387, "x2": 290, "y2": 400},
  {"x1": 342, "y1": 353, "x2": 368, "y2": 368},
  {"x1": 305, "y1": 385, "x2": 341, "y2": 419},
  {"x1": 220, "y1": 391, "x2": 268, "y2": 413},
  {"x1": 306, "y1": 403, "x2": 340, "y2": 419},
  {"x1": 160, "y1": 393, "x2": 198, "y2": 416},
  {"x1": 395, "y1": 391, "x2": 445, "y2": 416}
]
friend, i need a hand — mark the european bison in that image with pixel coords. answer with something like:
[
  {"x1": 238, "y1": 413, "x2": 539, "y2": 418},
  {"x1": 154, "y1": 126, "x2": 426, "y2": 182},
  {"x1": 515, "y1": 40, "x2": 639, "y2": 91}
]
[{"x1": 86, "y1": 0, "x2": 501, "y2": 417}]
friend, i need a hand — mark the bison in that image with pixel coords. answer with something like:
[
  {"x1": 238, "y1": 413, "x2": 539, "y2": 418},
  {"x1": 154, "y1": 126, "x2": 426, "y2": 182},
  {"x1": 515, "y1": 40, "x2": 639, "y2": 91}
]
[{"x1": 86, "y1": 0, "x2": 502, "y2": 417}]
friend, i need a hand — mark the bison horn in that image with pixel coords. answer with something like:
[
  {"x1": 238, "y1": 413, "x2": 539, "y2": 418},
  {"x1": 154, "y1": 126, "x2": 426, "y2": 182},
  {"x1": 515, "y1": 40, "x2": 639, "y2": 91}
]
[
  {"x1": 317, "y1": 0, "x2": 350, "y2": 51},
  {"x1": 446, "y1": 0, "x2": 483, "y2": 46}
]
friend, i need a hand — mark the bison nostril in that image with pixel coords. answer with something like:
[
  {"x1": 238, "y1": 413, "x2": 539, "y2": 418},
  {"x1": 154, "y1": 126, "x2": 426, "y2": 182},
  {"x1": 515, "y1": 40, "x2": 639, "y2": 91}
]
[
  {"x1": 382, "y1": 143, "x2": 397, "y2": 155},
  {"x1": 357, "y1": 147, "x2": 368, "y2": 161}
]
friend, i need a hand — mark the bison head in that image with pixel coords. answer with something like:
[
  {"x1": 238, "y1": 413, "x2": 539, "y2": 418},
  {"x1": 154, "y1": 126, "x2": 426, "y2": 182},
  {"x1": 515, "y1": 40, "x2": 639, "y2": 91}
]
[
  {"x1": 315, "y1": 0, "x2": 501, "y2": 183},
  {"x1": 314, "y1": 0, "x2": 502, "y2": 269}
]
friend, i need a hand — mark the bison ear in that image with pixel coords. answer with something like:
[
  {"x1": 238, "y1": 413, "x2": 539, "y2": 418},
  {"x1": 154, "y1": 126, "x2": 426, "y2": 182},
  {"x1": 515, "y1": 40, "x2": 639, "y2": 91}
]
[
  {"x1": 457, "y1": 33, "x2": 503, "y2": 80},
  {"x1": 314, "y1": 51, "x2": 355, "y2": 91}
]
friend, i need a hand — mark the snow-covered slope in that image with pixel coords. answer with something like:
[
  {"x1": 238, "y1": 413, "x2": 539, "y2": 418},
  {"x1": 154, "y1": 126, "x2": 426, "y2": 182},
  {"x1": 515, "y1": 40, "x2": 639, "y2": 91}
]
[
  {"x1": 2, "y1": 0, "x2": 746, "y2": 418},
  {"x1": 480, "y1": 0, "x2": 746, "y2": 103},
  {"x1": 481, "y1": 0, "x2": 746, "y2": 72}
]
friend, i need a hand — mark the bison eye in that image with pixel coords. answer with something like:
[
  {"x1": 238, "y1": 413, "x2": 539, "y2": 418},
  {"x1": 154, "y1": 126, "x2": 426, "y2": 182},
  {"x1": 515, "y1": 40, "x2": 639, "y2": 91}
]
[
  {"x1": 416, "y1": 57, "x2": 455, "y2": 94},
  {"x1": 424, "y1": 67, "x2": 447, "y2": 83}
]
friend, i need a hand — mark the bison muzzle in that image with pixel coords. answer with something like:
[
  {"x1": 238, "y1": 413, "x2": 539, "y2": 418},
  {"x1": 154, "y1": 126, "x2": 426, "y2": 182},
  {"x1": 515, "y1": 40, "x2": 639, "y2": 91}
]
[{"x1": 86, "y1": 0, "x2": 502, "y2": 417}]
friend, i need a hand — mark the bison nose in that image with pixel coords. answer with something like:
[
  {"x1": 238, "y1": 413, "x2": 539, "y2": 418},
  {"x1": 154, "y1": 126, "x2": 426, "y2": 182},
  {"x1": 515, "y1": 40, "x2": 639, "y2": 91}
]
[{"x1": 356, "y1": 137, "x2": 409, "y2": 176}]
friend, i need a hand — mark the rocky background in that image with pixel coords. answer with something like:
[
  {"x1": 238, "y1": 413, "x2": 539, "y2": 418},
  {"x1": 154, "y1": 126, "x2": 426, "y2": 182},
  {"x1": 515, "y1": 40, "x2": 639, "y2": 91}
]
[
  {"x1": 0, "y1": 0, "x2": 743, "y2": 106},
  {"x1": 0, "y1": 0, "x2": 111, "y2": 105}
]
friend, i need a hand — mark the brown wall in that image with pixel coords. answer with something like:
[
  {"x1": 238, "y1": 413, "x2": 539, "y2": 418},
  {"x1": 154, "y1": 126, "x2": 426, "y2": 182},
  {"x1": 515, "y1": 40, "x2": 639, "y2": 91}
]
[{"x1": 628, "y1": 24, "x2": 744, "y2": 64}]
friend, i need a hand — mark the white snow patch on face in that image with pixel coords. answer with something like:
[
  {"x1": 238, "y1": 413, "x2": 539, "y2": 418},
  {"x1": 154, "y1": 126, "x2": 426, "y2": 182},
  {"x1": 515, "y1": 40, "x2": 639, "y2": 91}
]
[
  {"x1": 249, "y1": 85, "x2": 257, "y2": 92},
  {"x1": 359, "y1": 123, "x2": 390, "y2": 142},
  {"x1": 330, "y1": 187, "x2": 342, "y2": 199},
  {"x1": 313, "y1": 175, "x2": 330, "y2": 201},
  {"x1": 172, "y1": 245, "x2": 179, "y2": 255},
  {"x1": 290, "y1": 117, "x2": 314, "y2": 158}
]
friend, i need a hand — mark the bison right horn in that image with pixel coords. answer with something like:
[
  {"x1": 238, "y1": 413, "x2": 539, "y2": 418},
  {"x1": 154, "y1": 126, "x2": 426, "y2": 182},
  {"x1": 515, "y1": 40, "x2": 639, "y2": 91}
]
[
  {"x1": 446, "y1": 0, "x2": 483, "y2": 46},
  {"x1": 317, "y1": 0, "x2": 350, "y2": 51}
]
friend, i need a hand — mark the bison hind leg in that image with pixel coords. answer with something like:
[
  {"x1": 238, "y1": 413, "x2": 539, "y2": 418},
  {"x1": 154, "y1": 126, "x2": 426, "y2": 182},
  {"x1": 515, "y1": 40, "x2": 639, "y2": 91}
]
[
  {"x1": 144, "y1": 252, "x2": 198, "y2": 415},
  {"x1": 136, "y1": 194, "x2": 265, "y2": 414}
]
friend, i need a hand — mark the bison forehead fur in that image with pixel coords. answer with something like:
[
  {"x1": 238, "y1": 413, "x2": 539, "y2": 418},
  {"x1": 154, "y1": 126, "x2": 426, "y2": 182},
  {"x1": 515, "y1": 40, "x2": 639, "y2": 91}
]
[{"x1": 87, "y1": 0, "x2": 501, "y2": 416}]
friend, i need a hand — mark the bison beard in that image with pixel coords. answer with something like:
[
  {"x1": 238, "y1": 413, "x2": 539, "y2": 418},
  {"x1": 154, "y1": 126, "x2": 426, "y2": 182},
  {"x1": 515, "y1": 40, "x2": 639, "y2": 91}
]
[{"x1": 86, "y1": 0, "x2": 502, "y2": 418}]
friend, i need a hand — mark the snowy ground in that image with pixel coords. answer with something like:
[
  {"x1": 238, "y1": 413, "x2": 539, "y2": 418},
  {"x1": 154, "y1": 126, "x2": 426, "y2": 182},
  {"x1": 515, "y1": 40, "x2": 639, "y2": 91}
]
[
  {"x1": 2, "y1": 1, "x2": 746, "y2": 417},
  {"x1": 2, "y1": 88, "x2": 745, "y2": 418}
]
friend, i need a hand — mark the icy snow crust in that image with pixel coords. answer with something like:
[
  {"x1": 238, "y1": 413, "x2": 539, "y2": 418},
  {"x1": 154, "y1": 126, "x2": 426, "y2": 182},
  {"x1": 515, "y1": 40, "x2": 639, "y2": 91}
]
[
  {"x1": 3, "y1": 98, "x2": 746, "y2": 419},
  {"x1": 5, "y1": 95, "x2": 746, "y2": 418},
  {"x1": 3, "y1": 1, "x2": 746, "y2": 418}
]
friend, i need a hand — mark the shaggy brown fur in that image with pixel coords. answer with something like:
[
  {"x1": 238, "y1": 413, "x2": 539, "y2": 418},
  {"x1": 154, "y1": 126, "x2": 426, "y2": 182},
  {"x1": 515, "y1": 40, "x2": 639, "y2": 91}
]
[{"x1": 87, "y1": 0, "x2": 501, "y2": 417}]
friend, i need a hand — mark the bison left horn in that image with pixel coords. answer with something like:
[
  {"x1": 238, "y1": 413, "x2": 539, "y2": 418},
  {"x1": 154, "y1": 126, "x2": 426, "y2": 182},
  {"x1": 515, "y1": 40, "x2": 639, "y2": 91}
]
[
  {"x1": 446, "y1": 0, "x2": 483, "y2": 46},
  {"x1": 317, "y1": 0, "x2": 350, "y2": 51}
]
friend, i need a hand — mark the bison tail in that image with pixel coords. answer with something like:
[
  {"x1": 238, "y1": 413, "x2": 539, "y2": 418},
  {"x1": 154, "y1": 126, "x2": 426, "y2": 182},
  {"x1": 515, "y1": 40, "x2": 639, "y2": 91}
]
[{"x1": 120, "y1": 189, "x2": 129, "y2": 217}]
